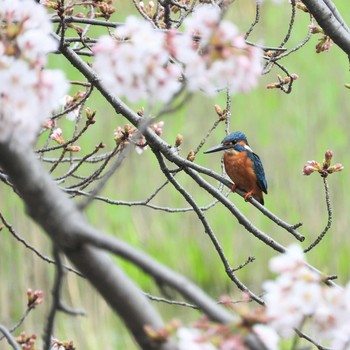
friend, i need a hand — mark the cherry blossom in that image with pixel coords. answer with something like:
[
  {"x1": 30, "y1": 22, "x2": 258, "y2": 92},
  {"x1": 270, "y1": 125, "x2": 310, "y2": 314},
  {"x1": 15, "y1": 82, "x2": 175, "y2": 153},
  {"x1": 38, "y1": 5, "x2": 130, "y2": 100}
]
[
  {"x1": 177, "y1": 328, "x2": 217, "y2": 350},
  {"x1": 0, "y1": 0, "x2": 68, "y2": 147},
  {"x1": 264, "y1": 244, "x2": 350, "y2": 348},
  {"x1": 252, "y1": 324, "x2": 279, "y2": 350},
  {"x1": 93, "y1": 16, "x2": 181, "y2": 104},
  {"x1": 312, "y1": 283, "x2": 350, "y2": 348},
  {"x1": 263, "y1": 245, "x2": 323, "y2": 337},
  {"x1": 174, "y1": 5, "x2": 262, "y2": 95},
  {"x1": 93, "y1": 5, "x2": 262, "y2": 103}
]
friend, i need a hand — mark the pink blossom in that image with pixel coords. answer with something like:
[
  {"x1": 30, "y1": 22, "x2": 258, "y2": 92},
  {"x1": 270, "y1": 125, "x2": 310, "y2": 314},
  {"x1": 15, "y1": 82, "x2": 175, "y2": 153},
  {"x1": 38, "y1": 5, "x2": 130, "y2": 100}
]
[
  {"x1": 327, "y1": 162, "x2": 344, "y2": 173},
  {"x1": 252, "y1": 325, "x2": 279, "y2": 350},
  {"x1": 176, "y1": 328, "x2": 217, "y2": 350},
  {"x1": 174, "y1": 5, "x2": 262, "y2": 95},
  {"x1": 150, "y1": 121, "x2": 164, "y2": 136},
  {"x1": 93, "y1": 16, "x2": 181, "y2": 103},
  {"x1": 302, "y1": 160, "x2": 321, "y2": 175},
  {"x1": 268, "y1": 244, "x2": 307, "y2": 273},
  {"x1": 264, "y1": 245, "x2": 322, "y2": 337},
  {"x1": 0, "y1": 0, "x2": 68, "y2": 147}
]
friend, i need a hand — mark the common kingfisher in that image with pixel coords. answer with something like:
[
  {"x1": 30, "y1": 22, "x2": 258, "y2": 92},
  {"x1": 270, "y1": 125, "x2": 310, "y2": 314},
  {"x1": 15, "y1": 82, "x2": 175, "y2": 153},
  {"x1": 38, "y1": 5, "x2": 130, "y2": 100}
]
[{"x1": 204, "y1": 131, "x2": 268, "y2": 205}]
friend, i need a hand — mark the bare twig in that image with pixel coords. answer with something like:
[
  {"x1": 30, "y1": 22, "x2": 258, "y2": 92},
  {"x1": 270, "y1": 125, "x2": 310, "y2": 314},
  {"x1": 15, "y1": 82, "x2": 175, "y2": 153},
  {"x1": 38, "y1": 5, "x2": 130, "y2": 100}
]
[
  {"x1": 304, "y1": 176, "x2": 332, "y2": 253},
  {"x1": 0, "y1": 308, "x2": 31, "y2": 341},
  {"x1": 43, "y1": 246, "x2": 63, "y2": 350},
  {"x1": 0, "y1": 325, "x2": 20, "y2": 350},
  {"x1": 144, "y1": 293, "x2": 199, "y2": 310},
  {"x1": 232, "y1": 256, "x2": 255, "y2": 272},
  {"x1": 294, "y1": 328, "x2": 332, "y2": 350},
  {"x1": 244, "y1": 0, "x2": 261, "y2": 40},
  {"x1": 0, "y1": 212, "x2": 84, "y2": 277}
]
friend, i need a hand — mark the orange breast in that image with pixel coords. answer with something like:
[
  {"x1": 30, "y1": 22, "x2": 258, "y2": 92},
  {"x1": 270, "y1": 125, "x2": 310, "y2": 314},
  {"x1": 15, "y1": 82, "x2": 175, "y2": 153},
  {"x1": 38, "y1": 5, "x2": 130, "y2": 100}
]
[{"x1": 224, "y1": 151, "x2": 263, "y2": 203}]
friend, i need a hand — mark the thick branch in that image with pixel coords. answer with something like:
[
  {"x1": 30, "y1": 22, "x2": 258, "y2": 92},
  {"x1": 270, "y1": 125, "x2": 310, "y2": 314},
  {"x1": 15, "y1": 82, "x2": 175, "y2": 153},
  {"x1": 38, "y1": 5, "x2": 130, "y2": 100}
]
[
  {"x1": 0, "y1": 145, "x2": 235, "y2": 322},
  {"x1": 302, "y1": 0, "x2": 350, "y2": 56},
  {"x1": 0, "y1": 142, "x2": 175, "y2": 350}
]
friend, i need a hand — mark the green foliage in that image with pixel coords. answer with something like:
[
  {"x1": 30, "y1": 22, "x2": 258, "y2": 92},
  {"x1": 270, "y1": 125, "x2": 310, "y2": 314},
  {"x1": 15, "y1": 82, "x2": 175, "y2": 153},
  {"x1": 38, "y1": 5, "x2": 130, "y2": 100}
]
[{"x1": 1, "y1": 2, "x2": 350, "y2": 349}]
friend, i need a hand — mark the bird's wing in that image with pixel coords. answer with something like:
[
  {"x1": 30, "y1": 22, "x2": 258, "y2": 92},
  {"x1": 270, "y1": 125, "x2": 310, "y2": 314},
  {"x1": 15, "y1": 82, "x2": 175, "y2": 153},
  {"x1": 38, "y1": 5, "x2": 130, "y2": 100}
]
[{"x1": 251, "y1": 153, "x2": 268, "y2": 194}]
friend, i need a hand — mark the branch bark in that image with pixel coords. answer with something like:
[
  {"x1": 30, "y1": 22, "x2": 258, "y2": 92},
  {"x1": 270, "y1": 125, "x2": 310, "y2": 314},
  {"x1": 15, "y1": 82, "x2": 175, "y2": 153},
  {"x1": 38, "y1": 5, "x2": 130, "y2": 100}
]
[
  {"x1": 0, "y1": 142, "x2": 175, "y2": 350},
  {"x1": 302, "y1": 0, "x2": 350, "y2": 56}
]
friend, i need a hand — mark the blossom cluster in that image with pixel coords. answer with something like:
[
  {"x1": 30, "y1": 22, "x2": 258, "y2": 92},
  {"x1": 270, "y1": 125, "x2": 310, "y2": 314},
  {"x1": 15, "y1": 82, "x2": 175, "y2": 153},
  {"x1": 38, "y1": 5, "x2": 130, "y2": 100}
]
[
  {"x1": 114, "y1": 121, "x2": 164, "y2": 154},
  {"x1": 176, "y1": 323, "x2": 278, "y2": 350},
  {"x1": 26, "y1": 288, "x2": 44, "y2": 309},
  {"x1": 302, "y1": 149, "x2": 344, "y2": 176},
  {"x1": 174, "y1": 245, "x2": 350, "y2": 350},
  {"x1": 264, "y1": 244, "x2": 350, "y2": 349},
  {"x1": 173, "y1": 6, "x2": 262, "y2": 95},
  {"x1": 93, "y1": 5, "x2": 262, "y2": 104},
  {"x1": 0, "y1": 0, "x2": 68, "y2": 147},
  {"x1": 93, "y1": 16, "x2": 182, "y2": 104}
]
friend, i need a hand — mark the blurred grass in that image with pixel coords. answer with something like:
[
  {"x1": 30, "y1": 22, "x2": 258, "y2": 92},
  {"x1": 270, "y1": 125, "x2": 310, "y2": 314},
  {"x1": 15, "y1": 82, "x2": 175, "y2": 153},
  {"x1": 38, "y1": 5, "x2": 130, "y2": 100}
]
[{"x1": 1, "y1": 2, "x2": 350, "y2": 349}]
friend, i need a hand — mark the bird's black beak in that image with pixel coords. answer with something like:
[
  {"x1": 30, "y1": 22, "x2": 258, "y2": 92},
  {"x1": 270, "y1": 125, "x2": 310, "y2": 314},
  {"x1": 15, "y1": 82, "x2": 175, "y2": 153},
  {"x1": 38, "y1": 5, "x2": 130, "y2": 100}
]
[{"x1": 203, "y1": 144, "x2": 232, "y2": 154}]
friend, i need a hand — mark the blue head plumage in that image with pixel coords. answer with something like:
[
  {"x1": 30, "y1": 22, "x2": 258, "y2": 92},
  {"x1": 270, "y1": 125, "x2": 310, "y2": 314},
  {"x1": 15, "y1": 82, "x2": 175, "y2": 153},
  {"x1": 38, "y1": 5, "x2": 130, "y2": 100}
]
[{"x1": 221, "y1": 131, "x2": 249, "y2": 146}]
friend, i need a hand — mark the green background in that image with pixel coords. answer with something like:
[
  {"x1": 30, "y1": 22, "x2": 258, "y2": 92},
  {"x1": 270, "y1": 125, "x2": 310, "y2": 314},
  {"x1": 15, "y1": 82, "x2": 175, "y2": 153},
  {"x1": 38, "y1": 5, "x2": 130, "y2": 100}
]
[{"x1": 1, "y1": 1, "x2": 350, "y2": 349}]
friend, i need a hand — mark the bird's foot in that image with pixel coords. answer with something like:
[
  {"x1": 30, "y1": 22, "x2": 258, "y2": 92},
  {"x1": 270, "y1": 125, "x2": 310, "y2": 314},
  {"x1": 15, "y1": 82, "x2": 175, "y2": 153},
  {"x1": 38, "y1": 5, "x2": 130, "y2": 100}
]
[
  {"x1": 244, "y1": 190, "x2": 253, "y2": 202},
  {"x1": 231, "y1": 183, "x2": 237, "y2": 193}
]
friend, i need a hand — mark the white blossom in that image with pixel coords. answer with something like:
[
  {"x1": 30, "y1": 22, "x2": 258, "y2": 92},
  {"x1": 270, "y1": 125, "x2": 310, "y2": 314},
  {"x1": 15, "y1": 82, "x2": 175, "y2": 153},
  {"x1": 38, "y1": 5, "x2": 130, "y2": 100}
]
[
  {"x1": 252, "y1": 324, "x2": 280, "y2": 350},
  {"x1": 177, "y1": 328, "x2": 217, "y2": 350},
  {"x1": 0, "y1": 0, "x2": 68, "y2": 147},
  {"x1": 263, "y1": 245, "x2": 322, "y2": 337},
  {"x1": 268, "y1": 244, "x2": 306, "y2": 273},
  {"x1": 174, "y1": 5, "x2": 262, "y2": 95},
  {"x1": 93, "y1": 16, "x2": 181, "y2": 104}
]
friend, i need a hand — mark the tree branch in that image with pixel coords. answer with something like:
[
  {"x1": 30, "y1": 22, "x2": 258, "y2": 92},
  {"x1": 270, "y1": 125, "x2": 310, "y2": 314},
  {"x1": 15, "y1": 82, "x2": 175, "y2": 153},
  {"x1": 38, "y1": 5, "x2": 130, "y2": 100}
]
[
  {"x1": 0, "y1": 325, "x2": 20, "y2": 350},
  {"x1": 58, "y1": 36, "x2": 305, "y2": 250},
  {"x1": 302, "y1": 0, "x2": 350, "y2": 56},
  {"x1": 0, "y1": 142, "x2": 176, "y2": 350}
]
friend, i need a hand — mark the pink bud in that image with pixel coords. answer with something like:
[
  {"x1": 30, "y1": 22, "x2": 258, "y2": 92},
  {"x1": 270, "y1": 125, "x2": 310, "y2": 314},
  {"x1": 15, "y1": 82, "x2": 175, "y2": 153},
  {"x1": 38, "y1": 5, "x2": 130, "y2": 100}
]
[
  {"x1": 308, "y1": 24, "x2": 323, "y2": 34},
  {"x1": 302, "y1": 160, "x2": 322, "y2": 175},
  {"x1": 328, "y1": 163, "x2": 344, "y2": 174},
  {"x1": 302, "y1": 165, "x2": 316, "y2": 176},
  {"x1": 323, "y1": 149, "x2": 333, "y2": 168}
]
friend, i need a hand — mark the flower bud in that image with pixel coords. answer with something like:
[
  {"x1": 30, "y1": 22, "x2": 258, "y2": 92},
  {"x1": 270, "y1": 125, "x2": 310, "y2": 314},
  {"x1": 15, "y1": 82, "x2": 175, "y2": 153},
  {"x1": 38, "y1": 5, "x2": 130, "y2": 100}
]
[
  {"x1": 302, "y1": 165, "x2": 316, "y2": 176},
  {"x1": 327, "y1": 163, "x2": 344, "y2": 174},
  {"x1": 214, "y1": 104, "x2": 223, "y2": 116},
  {"x1": 66, "y1": 145, "x2": 81, "y2": 152},
  {"x1": 323, "y1": 149, "x2": 333, "y2": 168},
  {"x1": 50, "y1": 128, "x2": 65, "y2": 145},
  {"x1": 175, "y1": 134, "x2": 183, "y2": 147},
  {"x1": 27, "y1": 289, "x2": 44, "y2": 308},
  {"x1": 302, "y1": 160, "x2": 321, "y2": 176},
  {"x1": 296, "y1": 2, "x2": 309, "y2": 12},
  {"x1": 266, "y1": 83, "x2": 279, "y2": 89},
  {"x1": 308, "y1": 24, "x2": 323, "y2": 34},
  {"x1": 187, "y1": 150, "x2": 195, "y2": 162}
]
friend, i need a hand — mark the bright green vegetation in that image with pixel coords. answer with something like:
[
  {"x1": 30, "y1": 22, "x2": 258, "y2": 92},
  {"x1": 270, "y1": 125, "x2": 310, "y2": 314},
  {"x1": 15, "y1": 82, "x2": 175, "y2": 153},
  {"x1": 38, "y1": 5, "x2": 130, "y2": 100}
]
[{"x1": 1, "y1": 2, "x2": 350, "y2": 349}]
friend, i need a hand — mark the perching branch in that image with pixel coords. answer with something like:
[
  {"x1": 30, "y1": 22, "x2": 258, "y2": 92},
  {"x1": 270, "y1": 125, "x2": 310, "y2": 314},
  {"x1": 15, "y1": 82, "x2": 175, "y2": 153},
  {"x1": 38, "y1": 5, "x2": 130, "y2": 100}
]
[
  {"x1": 58, "y1": 36, "x2": 305, "y2": 250},
  {"x1": 154, "y1": 150, "x2": 264, "y2": 304}
]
